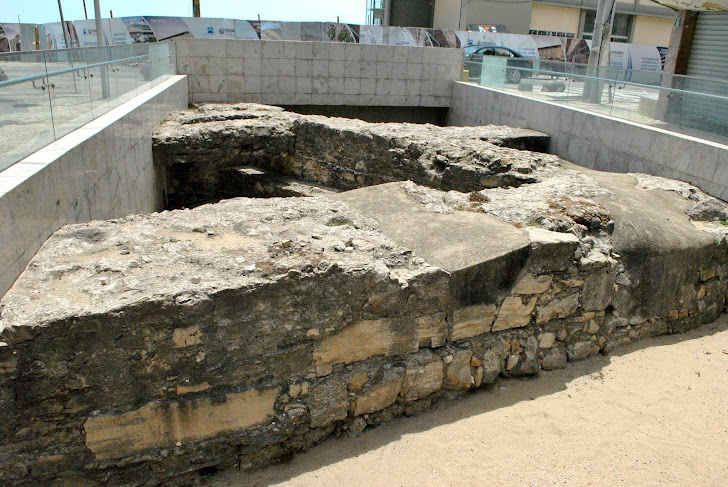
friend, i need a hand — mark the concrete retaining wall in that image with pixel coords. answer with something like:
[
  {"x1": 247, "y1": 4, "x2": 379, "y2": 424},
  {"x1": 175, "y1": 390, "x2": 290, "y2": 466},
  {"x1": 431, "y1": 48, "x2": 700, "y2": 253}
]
[
  {"x1": 0, "y1": 75, "x2": 188, "y2": 297},
  {"x1": 175, "y1": 38, "x2": 462, "y2": 107},
  {"x1": 447, "y1": 82, "x2": 728, "y2": 201}
]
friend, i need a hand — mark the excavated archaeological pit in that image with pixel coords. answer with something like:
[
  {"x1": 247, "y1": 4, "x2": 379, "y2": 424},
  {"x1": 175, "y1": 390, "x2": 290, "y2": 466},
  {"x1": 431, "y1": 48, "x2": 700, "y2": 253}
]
[{"x1": 1, "y1": 103, "x2": 728, "y2": 486}]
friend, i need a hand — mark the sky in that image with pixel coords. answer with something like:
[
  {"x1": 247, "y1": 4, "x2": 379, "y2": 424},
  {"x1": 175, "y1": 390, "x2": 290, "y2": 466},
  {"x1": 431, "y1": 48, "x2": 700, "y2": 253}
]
[{"x1": 0, "y1": 0, "x2": 368, "y2": 25}]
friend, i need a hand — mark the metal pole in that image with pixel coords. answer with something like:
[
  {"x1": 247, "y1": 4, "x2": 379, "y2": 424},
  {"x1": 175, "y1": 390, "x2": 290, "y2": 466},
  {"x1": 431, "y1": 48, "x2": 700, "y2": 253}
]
[
  {"x1": 583, "y1": 0, "x2": 616, "y2": 104},
  {"x1": 94, "y1": 0, "x2": 110, "y2": 98},
  {"x1": 193, "y1": 0, "x2": 201, "y2": 18},
  {"x1": 459, "y1": 0, "x2": 464, "y2": 31},
  {"x1": 57, "y1": 0, "x2": 78, "y2": 92},
  {"x1": 83, "y1": 0, "x2": 88, "y2": 19},
  {"x1": 57, "y1": 0, "x2": 71, "y2": 49}
]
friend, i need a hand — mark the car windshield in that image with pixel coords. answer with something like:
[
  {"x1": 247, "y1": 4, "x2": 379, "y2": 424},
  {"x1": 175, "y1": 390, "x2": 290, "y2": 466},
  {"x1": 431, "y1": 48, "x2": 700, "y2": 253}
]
[{"x1": 464, "y1": 46, "x2": 487, "y2": 54}]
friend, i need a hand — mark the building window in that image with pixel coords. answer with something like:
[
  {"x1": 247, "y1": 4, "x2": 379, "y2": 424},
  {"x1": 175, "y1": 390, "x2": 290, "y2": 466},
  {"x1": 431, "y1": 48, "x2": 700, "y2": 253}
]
[
  {"x1": 582, "y1": 9, "x2": 632, "y2": 43},
  {"x1": 366, "y1": 0, "x2": 386, "y2": 26}
]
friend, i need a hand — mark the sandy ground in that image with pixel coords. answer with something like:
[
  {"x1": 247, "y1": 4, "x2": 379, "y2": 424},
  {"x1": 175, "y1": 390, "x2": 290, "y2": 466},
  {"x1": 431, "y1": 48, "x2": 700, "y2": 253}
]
[{"x1": 208, "y1": 314, "x2": 728, "y2": 487}]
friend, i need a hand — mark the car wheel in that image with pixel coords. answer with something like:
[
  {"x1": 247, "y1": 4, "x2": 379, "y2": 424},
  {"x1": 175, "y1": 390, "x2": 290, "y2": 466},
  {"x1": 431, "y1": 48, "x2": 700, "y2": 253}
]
[{"x1": 506, "y1": 69, "x2": 521, "y2": 84}]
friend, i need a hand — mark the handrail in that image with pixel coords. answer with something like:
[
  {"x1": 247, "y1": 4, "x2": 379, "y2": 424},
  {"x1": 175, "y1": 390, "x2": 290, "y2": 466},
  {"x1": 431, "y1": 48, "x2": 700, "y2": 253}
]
[
  {"x1": 0, "y1": 54, "x2": 149, "y2": 88},
  {"x1": 505, "y1": 65, "x2": 728, "y2": 102}
]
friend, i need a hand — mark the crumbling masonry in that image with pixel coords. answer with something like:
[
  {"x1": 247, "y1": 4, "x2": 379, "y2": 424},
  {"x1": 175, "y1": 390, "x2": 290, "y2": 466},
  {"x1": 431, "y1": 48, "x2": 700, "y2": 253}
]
[{"x1": 1, "y1": 104, "x2": 727, "y2": 486}]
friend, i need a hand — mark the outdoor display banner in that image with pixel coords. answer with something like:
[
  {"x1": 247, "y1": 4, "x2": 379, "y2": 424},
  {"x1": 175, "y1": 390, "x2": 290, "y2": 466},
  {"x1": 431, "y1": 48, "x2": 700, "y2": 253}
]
[
  {"x1": 73, "y1": 19, "x2": 112, "y2": 47},
  {"x1": 119, "y1": 17, "x2": 156, "y2": 44},
  {"x1": 454, "y1": 30, "x2": 469, "y2": 48},
  {"x1": 38, "y1": 21, "x2": 80, "y2": 50},
  {"x1": 628, "y1": 43, "x2": 663, "y2": 72},
  {"x1": 532, "y1": 34, "x2": 565, "y2": 61},
  {"x1": 7, "y1": 16, "x2": 668, "y2": 75},
  {"x1": 183, "y1": 17, "x2": 236, "y2": 39},
  {"x1": 281, "y1": 21, "x2": 302, "y2": 41},
  {"x1": 359, "y1": 24, "x2": 383, "y2": 45},
  {"x1": 420, "y1": 29, "x2": 461, "y2": 48},
  {"x1": 260, "y1": 21, "x2": 283, "y2": 40},
  {"x1": 301, "y1": 22, "x2": 325, "y2": 42},
  {"x1": 234, "y1": 20, "x2": 260, "y2": 40},
  {"x1": 324, "y1": 23, "x2": 359, "y2": 43},
  {"x1": 143, "y1": 16, "x2": 191, "y2": 41},
  {"x1": 388, "y1": 26, "x2": 420, "y2": 46},
  {"x1": 499, "y1": 33, "x2": 538, "y2": 59},
  {"x1": 0, "y1": 23, "x2": 21, "y2": 52},
  {"x1": 106, "y1": 18, "x2": 134, "y2": 46},
  {"x1": 607, "y1": 41, "x2": 630, "y2": 70}
]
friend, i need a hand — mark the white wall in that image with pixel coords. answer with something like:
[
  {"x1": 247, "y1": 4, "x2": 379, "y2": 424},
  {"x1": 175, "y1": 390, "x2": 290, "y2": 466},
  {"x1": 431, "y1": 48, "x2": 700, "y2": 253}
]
[
  {"x1": 632, "y1": 15, "x2": 673, "y2": 46},
  {"x1": 462, "y1": 0, "x2": 534, "y2": 34},
  {"x1": 433, "y1": 0, "x2": 462, "y2": 30},
  {"x1": 530, "y1": 4, "x2": 581, "y2": 35},
  {"x1": 448, "y1": 82, "x2": 728, "y2": 202},
  {"x1": 175, "y1": 38, "x2": 463, "y2": 107},
  {"x1": 0, "y1": 75, "x2": 188, "y2": 297}
]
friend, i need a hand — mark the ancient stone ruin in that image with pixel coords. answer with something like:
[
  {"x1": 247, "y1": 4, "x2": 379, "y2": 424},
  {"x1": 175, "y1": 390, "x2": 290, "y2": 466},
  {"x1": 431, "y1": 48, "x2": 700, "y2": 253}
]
[{"x1": 1, "y1": 104, "x2": 727, "y2": 486}]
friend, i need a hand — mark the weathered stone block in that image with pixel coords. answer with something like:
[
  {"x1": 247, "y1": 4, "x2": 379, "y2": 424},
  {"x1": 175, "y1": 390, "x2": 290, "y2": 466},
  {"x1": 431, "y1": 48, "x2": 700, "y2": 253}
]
[
  {"x1": 314, "y1": 318, "x2": 412, "y2": 376},
  {"x1": 444, "y1": 350, "x2": 474, "y2": 390},
  {"x1": 492, "y1": 296, "x2": 537, "y2": 331},
  {"x1": 582, "y1": 267, "x2": 617, "y2": 311},
  {"x1": 415, "y1": 313, "x2": 448, "y2": 348},
  {"x1": 539, "y1": 332, "x2": 556, "y2": 349},
  {"x1": 513, "y1": 274, "x2": 552, "y2": 295},
  {"x1": 307, "y1": 380, "x2": 349, "y2": 429},
  {"x1": 84, "y1": 388, "x2": 278, "y2": 460},
  {"x1": 353, "y1": 369, "x2": 403, "y2": 416},
  {"x1": 566, "y1": 341, "x2": 601, "y2": 361},
  {"x1": 481, "y1": 342, "x2": 507, "y2": 384},
  {"x1": 536, "y1": 293, "x2": 580, "y2": 324},
  {"x1": 401, "y1": 353, "x2": 444, "y2": 402},
  {"x1": 524, "y1": 228, "x2": 580, "y2": 272},
  {"x1": 451, "y1": 304, "x2": 497, "y2": 341},
  {"x1": 541, "y1": 344, "x2": 567, "y2": 370},
  {"x1": 172, "y1": 325, "x2": 203, "y2": 348}
]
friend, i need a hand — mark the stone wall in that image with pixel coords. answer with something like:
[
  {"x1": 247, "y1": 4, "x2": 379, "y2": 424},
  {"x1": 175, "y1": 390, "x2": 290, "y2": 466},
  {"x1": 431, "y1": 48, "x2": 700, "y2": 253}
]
[
  {"x1": 152, "y1": 103, "x2": 548, "y2": 209},
  {"x1": 447, "y1": 81, "x2": 728, "y2": 202},
  {"x1": 1, "y1": 105, "x2": 727, "y2": 486},
  {"x1": 175, "y1": 38, "x2": 462, "y2": 107},
  {"x1": 0, "y1": 187, "x2": 724, "y2": 486},
  {"x1": 0, "y1": 75, "x2": 189, "y2": 298}
]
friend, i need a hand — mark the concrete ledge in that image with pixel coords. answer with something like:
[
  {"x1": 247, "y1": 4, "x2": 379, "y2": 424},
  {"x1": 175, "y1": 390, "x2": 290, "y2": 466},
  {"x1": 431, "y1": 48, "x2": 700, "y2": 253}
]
[
  {"x1": 0, "y1": 75, "x2": 189, "y2": 297},
  {"x1": 447, "y1": 82, "x2": 728, "y2": 202}
]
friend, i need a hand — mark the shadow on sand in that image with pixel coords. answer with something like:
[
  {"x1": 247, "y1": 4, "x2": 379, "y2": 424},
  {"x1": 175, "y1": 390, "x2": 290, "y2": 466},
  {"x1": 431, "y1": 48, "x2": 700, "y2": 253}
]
[{"x1": 206, "y1": 314, "x2": 728, "y2": 486}]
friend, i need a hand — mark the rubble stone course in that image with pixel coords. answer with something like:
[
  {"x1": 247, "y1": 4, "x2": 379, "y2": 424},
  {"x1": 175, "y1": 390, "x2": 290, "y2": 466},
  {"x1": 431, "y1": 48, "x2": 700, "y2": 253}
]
[{"x1": 0, "y1": 104, "x2": 727, "y2": 486}]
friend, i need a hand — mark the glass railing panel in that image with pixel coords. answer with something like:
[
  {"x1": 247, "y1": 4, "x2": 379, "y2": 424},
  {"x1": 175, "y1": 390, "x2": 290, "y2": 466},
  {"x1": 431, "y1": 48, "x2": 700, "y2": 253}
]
[
  {"x1": 664, "y1": 90, "x2": 728, "y2": 144},
  {"x1": 85, "y1": 46, "x2": 125, "y2": 116},
  {"x1": 468, "y1": 57, "x2": 728, "y2": 145},
  {"x1": 148, "y1": 42, "x2": 175, "y2": 82},
  {"x1": 479, "y1": 56, "x2": 507, "y2": 90},
  {"x1": 0, "y1": 51, "x2": 55, "y2": 172},
  {"x1": 43, "y1": 48, "x2": 96, "y2": 140},
  {"x1": 1, "y1": 43, "x2": 180, "y2": 173},
  {"x1": 109, "y1": 45, "x2": 141, "y2": 100}
]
